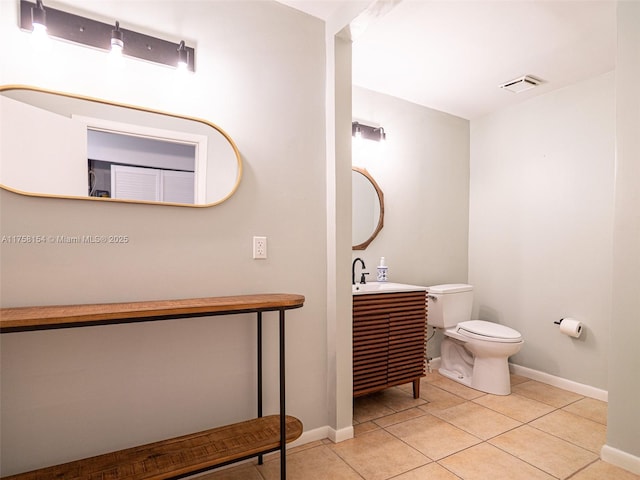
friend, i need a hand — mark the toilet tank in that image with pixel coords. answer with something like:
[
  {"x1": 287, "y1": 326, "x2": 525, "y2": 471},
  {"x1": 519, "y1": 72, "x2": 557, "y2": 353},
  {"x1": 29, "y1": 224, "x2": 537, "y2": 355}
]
[{"x1": 427, "y1": 284, "x2": 474, "y2": 328}]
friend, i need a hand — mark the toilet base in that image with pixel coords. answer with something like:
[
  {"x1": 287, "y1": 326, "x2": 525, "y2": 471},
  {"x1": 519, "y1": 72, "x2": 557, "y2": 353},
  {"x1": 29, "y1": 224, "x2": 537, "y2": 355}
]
[
  {"x1": 440, "y1": 360, "x2": 512, "y2": 396},
  {"x1": 469, "y1": 355, "x2": 512, "y2": 395},
  {"x1": 440, "y1": 337, "x2": 519, "y2": 396},
  {"x1": 439, "y1": 366, "x2": 473, "y2": 388}
]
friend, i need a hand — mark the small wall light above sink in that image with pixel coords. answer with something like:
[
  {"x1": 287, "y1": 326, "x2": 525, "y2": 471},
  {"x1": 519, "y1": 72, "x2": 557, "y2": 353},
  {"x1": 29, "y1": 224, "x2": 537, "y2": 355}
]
[
  {"x1": 19, "y1": 0, "x2": 196, "y2": 72},
  {"x1": 352, "y1": 122, "x2": 386, "y2": 142}
]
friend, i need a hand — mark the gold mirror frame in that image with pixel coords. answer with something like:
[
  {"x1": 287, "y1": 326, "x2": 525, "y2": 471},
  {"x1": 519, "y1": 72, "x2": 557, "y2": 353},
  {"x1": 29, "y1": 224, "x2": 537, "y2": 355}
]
[
  {"x1": 0, "y1": 85, "x2": 243, "y2": 207},
  {"x1": 352, "y1": 167, "x2": 384, "y2": 250}
]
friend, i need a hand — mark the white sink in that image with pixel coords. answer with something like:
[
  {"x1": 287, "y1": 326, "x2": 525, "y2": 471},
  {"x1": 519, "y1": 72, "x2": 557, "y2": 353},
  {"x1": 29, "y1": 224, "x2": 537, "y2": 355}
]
[{"x1": 352, "y1": 282, "x2": 427, "y2": 295}]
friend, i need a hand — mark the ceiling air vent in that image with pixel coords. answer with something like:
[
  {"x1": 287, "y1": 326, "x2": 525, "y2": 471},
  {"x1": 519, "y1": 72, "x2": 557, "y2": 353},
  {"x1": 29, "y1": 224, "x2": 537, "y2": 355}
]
[{"x1": 500, "y1": 75, "x2": 542, "y2": 93}]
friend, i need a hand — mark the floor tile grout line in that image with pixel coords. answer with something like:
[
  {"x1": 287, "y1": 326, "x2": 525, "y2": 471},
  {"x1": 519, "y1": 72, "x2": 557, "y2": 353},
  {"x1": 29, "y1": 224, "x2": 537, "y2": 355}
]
[
  {"x1": 565, "y1": 458, "x2": 603, "y2": 479},
  {"x1": 510, "y1": 384, "x2": 587, "y2": 410},
  {"x1": 469, "y1": 392, "x2": 561, "y2": 421},
  {"x1": 259, "y1": 442, "x2": 369, "y2": 480},
  {"x1": 350, "y1": 375, "x2": 611, "y2": 480},
  {"x1": 433, "y1": 462, "x2": 465, "y2": 480},
  {"x1": 552, "y1": 403, "x2": 609, "y2": 426},
  {"x1": 328, "y1": 435, "x2": 414, "y2": 480},
  {"x1": 526, "y1": 421, "x2": 604, "y2": 456},
  {"x1": 359, "y1": 389, "x2": 599, "y2": 479},
  {"x1": 485, "y1": 437, "x2": 568, "y2": 480},
  {"x1": 384, "y1": 461, "x2": 464, "y2": 480},
  {"x1": 323, "y1": 443, "x2": 368, "y2": 480},
  {"x1": 363, "y1": 420, "x2": 437, "y2": 465},
  {"x1": 370, "y1": 401, "x2": 602, "y2": 480}
]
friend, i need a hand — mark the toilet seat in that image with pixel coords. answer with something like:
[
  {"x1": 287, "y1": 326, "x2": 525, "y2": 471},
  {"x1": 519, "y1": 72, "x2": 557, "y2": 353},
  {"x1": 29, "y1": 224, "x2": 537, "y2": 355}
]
[{"x1": 456, "y1": 320, "x2": 522, "y2": 343}]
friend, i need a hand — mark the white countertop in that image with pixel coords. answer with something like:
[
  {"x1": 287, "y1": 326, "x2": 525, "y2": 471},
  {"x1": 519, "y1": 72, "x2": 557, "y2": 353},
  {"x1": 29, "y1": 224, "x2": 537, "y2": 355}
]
[{"x1": 352, "y1": 282, "x2": 428, "y2": 295}]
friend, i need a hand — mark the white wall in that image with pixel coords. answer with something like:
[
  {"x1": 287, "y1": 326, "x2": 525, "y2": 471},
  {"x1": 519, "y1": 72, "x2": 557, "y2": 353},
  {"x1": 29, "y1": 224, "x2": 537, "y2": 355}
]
[
  {"x1": 603, "y1": 0, "x2": 640, "y2": 472},
  {"x1": 325, "y1": 32, "x2": 355, "y2": 442},
  {"x1": 0, "y1": 0, "x2": 328, "y2": 475},
  {"x1": 469, "y1": 72, "x2": 615, "y2": 390},
  {"x1": 352, "y1": 86, "x2": 470, "y2": 359},
  {"x1": 0, "y1": 95, "x2": 87, "y2": 196}
]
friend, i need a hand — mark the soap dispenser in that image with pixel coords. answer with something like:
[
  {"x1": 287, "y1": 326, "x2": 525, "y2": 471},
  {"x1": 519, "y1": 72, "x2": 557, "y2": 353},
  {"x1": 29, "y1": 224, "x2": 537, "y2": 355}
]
[{"x1": 377, "y1": 257, "x2": 388, "y2": 282}]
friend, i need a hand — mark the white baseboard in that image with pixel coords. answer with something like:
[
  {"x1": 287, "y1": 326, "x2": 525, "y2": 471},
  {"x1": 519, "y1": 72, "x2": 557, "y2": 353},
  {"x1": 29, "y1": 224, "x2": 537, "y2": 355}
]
[
  {"x1": 288, "y1": 424, "x2": 353, "y2": 449},
  {"x1": 601, "y1": 445, "x2": 640, "y2": 475},
  {"x1": 288, "y1": 425, "x2": 329, "y2": 448},
  {"x1": 430, "y1": 356, "x2": 607, "y2": 401},
  {"x1": 509, "y1": 363, "x2": 608, "y2": 401},
  {"x1": 327, "y1": 425, "x2": 354, "y2": 443}
]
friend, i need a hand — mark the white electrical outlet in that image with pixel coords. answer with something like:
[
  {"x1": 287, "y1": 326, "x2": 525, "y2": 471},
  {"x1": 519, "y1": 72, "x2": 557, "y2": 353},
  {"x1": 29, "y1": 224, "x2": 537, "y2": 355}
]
[{"x1": 253, "y1": 236, "x2": 267, "y2": 259}]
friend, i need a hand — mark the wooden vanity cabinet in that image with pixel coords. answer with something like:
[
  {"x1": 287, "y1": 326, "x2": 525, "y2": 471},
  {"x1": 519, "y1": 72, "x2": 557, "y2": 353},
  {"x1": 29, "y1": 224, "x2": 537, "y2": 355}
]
[{"x1": 353, "y1": 290, "x2": 427, "y2": 398}]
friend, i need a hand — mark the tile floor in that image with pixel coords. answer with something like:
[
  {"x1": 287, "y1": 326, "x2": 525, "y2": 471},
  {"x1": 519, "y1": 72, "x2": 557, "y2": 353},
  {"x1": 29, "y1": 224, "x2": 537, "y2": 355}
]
[{"x1": 198, "y1": 371, "x2": 639, "y2": 480}]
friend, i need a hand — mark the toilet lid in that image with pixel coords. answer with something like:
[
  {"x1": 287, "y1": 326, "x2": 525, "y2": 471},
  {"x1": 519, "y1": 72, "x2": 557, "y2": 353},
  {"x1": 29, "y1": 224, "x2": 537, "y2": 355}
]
[{"x1": 457, "y1": 320, "x2": 523, "y2": 343}]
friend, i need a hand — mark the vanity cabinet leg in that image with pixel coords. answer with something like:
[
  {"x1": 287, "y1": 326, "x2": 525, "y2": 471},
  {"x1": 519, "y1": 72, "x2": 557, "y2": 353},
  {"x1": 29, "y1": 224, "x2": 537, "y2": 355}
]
[{"x1": 412, "y1": 378, "x2": 420, "y2": 399}]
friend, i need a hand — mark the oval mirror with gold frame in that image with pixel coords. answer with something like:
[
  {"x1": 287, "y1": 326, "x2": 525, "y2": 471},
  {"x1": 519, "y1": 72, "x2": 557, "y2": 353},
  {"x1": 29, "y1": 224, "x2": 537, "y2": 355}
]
[
  {"x1": 352, "y1": 167, "x2": 384, "y2": 250},
  {"x1": 0, "y1": 85, "x2": 242, "y2": 207}
]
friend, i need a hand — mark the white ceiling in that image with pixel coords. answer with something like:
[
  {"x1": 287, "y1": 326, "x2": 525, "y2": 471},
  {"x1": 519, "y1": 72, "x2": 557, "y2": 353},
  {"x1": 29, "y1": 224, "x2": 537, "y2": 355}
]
[{"x1": 276, "y1": 0, "x2": 616, "y2": 119}]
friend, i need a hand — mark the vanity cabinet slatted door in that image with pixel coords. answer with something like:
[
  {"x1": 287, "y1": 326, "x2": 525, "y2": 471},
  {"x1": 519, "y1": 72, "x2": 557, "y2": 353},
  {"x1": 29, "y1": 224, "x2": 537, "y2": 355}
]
[
  {"x1": 388, "y1": 306, "x2": 427, "y2": 387},
  {"x1": 353, "y1": 312, "x2": 389, "y2": 395},
  {"x1": 353, "y1": 291, "x2": 427, "y2": 397}
]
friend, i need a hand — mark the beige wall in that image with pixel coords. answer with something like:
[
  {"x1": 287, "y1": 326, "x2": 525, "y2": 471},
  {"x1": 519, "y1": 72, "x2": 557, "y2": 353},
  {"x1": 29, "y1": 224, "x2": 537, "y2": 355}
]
[
  {"x1": 0, "y1": 1, "x2": 329, "y2": 475},
  {"x1": 469, "y1": 72, "x2": 615, "y2": 390},
  {"x1": 352, "y1": 86, "x2": 470, "y2": 359},
  {"x1": 325, "y1": 34, "x2": 356, "y2": 439},
  {"x1": 604, "y1": 0, "x2": 640, "y2": 471}
]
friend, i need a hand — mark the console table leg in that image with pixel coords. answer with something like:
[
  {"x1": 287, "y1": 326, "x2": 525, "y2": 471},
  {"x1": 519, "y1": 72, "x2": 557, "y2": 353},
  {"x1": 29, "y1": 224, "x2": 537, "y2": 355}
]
[
  {"x1": 279, "y1": 309, "x2": 286, "y2": 479},
  {"x1": 257, "y1": 312, "x2": 263, "y2": 465}
]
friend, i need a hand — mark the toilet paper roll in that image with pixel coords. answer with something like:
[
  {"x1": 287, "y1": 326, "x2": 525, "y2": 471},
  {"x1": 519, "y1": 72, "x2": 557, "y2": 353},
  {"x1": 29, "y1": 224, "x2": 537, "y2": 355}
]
[{"x1": 559, "y1": 318, "x2": 583, "y2": 338}]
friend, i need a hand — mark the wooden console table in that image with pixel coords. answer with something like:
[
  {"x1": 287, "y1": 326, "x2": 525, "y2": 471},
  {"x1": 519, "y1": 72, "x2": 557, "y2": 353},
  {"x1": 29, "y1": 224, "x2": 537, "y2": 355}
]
[{"x1": 0, "y1": 293, "x2": 305, "y2": 480}]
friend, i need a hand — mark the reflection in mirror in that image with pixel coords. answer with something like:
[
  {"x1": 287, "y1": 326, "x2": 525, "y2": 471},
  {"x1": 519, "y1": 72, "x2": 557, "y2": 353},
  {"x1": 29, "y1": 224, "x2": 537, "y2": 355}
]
[
  {"x1": 352, "y1": 167, "x2": 384, "y2": 250},
  {"x1": 0, "y1": 85, "x2": 242, "y2": 207}
]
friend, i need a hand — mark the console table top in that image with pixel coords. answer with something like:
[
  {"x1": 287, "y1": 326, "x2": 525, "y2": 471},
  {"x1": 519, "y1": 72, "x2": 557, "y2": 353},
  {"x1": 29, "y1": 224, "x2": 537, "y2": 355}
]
[{"x1": 0, "y1": 293, "x2": 305, "y2": 333}]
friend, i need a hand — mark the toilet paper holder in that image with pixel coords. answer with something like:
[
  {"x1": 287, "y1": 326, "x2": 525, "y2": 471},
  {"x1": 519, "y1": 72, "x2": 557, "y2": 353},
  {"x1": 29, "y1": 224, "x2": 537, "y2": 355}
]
[
  {"x1": 554, "y1": 317, "x2": 576, "y2": 325},
  {"x1": 554, "y1": 317, "x2": 584, "y2": 338}
]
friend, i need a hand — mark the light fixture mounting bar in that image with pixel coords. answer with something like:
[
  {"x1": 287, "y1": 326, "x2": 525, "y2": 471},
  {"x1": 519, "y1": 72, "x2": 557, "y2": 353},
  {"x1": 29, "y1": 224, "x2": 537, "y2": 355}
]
[{"x1": 19, "y1": 0, "x2": 195, "y2": 71}]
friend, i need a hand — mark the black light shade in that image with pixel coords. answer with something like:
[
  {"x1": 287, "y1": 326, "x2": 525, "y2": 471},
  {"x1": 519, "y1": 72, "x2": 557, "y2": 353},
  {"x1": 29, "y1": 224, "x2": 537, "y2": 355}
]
[
  {"x1": 110, "y1": 21, "x2": 124, "y2": 52},
  {"x1": 31, "y1": 0, "x2": 46, "y2": 29},
  {"x1": 177, "y1": 40, "x2": 188, "y2": 70}
]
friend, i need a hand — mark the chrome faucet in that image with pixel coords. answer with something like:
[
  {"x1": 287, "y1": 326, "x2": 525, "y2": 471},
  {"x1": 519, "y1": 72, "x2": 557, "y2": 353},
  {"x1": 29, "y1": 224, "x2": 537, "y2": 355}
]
[{"x1": 352, "y1": 257, "x2": 368, "y2": 285}]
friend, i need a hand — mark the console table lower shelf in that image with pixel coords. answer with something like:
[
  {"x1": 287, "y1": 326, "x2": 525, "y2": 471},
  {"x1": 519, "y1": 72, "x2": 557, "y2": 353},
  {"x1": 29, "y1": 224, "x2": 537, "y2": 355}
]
[
  {"x1": 0, "y1": 293, "x2": 305, "y2": 480},
  {"x1": 2, "y1": 415, "x2": 303, "y2": 480}
]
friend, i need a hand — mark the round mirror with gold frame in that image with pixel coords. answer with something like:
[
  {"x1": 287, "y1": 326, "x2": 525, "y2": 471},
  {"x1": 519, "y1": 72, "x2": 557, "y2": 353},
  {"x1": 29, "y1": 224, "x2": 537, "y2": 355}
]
[
  {"x1": 0, "y1": 85, "x2": 242, "y2": 207},
  {"x1": 352, "y1": 167, "x2": 384, "y2": 250}
]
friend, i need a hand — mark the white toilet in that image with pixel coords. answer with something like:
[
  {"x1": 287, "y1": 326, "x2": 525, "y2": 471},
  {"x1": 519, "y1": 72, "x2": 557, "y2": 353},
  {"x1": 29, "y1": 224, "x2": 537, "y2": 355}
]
[{"x1": 427, "y1": 284, "x2": 523, "y2": 395}]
